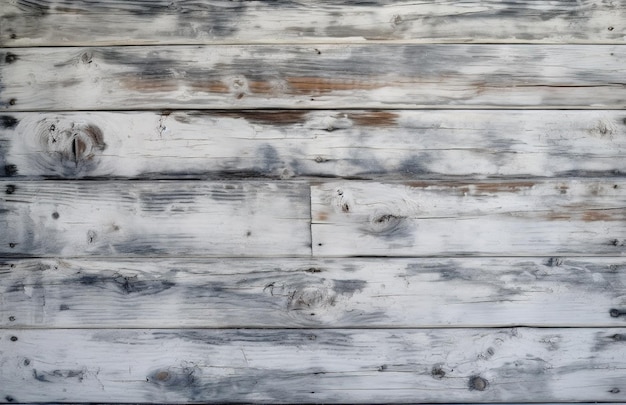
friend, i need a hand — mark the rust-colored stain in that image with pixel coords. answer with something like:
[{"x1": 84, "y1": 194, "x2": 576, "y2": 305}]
[
  {"x1": 316, "y1": 212, "x2": 329, "y2": 221},
  {"x1": 351, "y1": 111, "x2": 398, "y2": 127},
  {"x1": 286, "y1": 77, "x2": 384, "y2": 94}
]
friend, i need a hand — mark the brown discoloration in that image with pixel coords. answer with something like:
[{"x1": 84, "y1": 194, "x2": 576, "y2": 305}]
[
  {"x1": 317, "y1": 212, "x2": 329, "y2": 221},
  {"x1": 582, "y1": 210, "x2": 614, "y2": 222},
  {"x1": 189, "y1": 80, "x2": 230, "y2": 94},
  {"x1": 215, "y1": 111, "x2": 308, "y2": 126},
  {"x1": 155, "y1": 371, "x2": 170, "y2": 381},
  {"x1": 351, "y1": 111, "x2": 398, "y2": 127},
  {"x1": 121, "y1": 77, "x2": 180, "y2": 92},
  {"x1": 474, "y1": 182, "x2": 536, "y2": 193},
  {"x1": 286, "y1": 77, "x2": 384, "y2": 94},
  {"x1": 405, "y1": 181, "x2": 536, "y2": 193}
]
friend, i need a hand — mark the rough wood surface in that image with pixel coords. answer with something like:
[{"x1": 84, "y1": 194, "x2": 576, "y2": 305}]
[
  {"x1": 2, "y1": 328, "x2": 626, "y2": 403},
  {"x1": 2, "y1": 257, "x2": 626, "y2": 328},
  {"x1": 2, "y1": 45, "x2": 626, "y2": 110},
  {"x1": 312, "y1": 180, "x2": 626, "y2": 257},
  {"x1": 1, "y1": 0, "x2": 624, "y2": 46},
  {"x1": 1, "y1": 110, "x2": 625, "y2": 179},
  {"x1": 0, "y1": 181, "x2": 311, "y2": 257}
]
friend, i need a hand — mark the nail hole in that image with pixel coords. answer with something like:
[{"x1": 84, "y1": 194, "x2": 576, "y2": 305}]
[
  {"x1": 10, "y1": 336, "x2": 18, "y2": 342},
  {"x1": 52, "y1": 212, "x2": 59, "y2": 219},
  {"x1": 9, "y1": 316, "x2": 15, "y2": 322},
  {"x1": 9, "y1": 99, "x2": 16, "y2": 106}
]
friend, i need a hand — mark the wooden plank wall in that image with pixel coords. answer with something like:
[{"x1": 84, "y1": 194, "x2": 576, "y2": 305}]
[{"x1": 1, "y1": 1, "x2": 626, "y2": 403}]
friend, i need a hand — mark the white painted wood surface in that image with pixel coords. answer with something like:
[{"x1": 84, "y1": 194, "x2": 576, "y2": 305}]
[
  {"x1": 2, "y1": 45, "x2": 626, "y2": 110},
  {"x1": 2, "y1": 258, "x2": 625, "y2": 328},
  {"x1": 1, "y1": 328, "x2": 626, "y2": 403},
  {"x1": 0, "y1": 181, "x2": 311, "y2": 257},
  {"x1": 1, "y1": 0, "x2": 624, "y2": 46},
  {"x1": 2, "y1": 110, "x2": 625, "y2": 179},
  {"x1": 312, "y1": 180, "x2": 626, "y2": 256}
]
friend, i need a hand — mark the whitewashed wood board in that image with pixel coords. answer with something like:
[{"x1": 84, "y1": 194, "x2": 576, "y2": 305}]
[
  {"x1": 1, "y1": 328, "x2": 626, "y2": 403},
  {"x1": 2, "y1": 45, "x2": 626, "y2": 110},
  {"x1": 1, "y1": 0, "x2": 624, "y2": 46},
  {"x1": 0, "y1": 181, "x2": 311, "y2": 257},
  {"x1": 312, "y1": 180, "x2": 626, "y2": 257},
  {"x1": 1, "y1": 110, "x2": 625, "y2": 179},
  {"x1": 2, "y1": 257, "x2": 625, "y2": 328}
]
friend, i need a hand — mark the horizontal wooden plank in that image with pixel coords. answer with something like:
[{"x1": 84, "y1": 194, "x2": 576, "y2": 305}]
[
  {"x1": 1, "y1": 110, "x2": 626, "y2": 179},
  {"x1": 2, "y1": 45, "x2": 626, "y2": 110},
  {"x1": 1, "y1": 0, "x2": 624, "y2": 46},
  {"x1": 312, "y1": 180, "x2": 626, "y2": 256},
  {"x1": 2, "y1": 257, "x2": 626, "y2": 328},
  {"x1": 0, "y1": 181, "x2": 310, "y2": 257},
  {"x1": 2, "y1": 328, "x2": 626, "y2": 403}
]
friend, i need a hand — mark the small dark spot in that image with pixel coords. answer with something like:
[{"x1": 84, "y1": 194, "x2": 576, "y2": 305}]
[
  {"x1": 314, "y1": 156, "x2": 326, "y2": 163},
  {"x1": 341, "y1": 202, "x2": 350, "y2": 212},
  {"x1": 610, "y1": 388, "x2": 621, "y2": 394},
  {"x1": 614, "y1": 185, "x2": 619, "y2": 189},
  {"x1": 612, "y1": 334, "x2": 624, "y2": 341},
  {"x1": 52, "y1": 212, "x2": 59, "y2": 219},
  {"x1": 317, "y1": 243, "x2": 323, "y2": 246},
  {"x1": 10, "y1": 336, "x2": 18, "y2": 342},
  {"x1": 49, "y1": 124, "x2": 56, "y2": 131},
  {"x1": 308, "y1": 334, "x2": 316, "y2": 340},
  {"x1": 310, "y1": 312, "x2": 315, "y2": 316},
  {"x1": 608, "y1": 26, "x2": 614, "y2": 31},
  {"x1": 310, "y1": 98, "x2": 315, "y2": 101},
  {"x1": 23, "y1": 359, "x2": 30, "y2": 366},
  {"x1": 9, "y1": 243, "x2": 16, "y2": 249},
  {"x1": 5, "y1": 185, "x2": 15, "y2": 194},
  {"x1": 5, "y1": 396, "x2": 15, "y2": 403},
  {"x1": 5, "y1": 165, "x2": 18, "y2": 176},
  {"x1": 9, "y1": 316, "x2": 15, "y2": 322},
  {"x1": 469, "y1": 375, "x2": 488, "y2": 391},
  {"x1": 87, "y1": 230, "x2": 97, "y2": 244},
  {"x1": 59, "y1": 304, "x2": 70, "y2": 311},
  {"x1": 0, "y1": 115, "x2": 18, "y2": 129},
  {"x1": 378, "y1": 364, "x2": 387, "y2": 372},
  {"x1": 314, "y1": 48, "x2": 321, "y2": 55},
  {"x1": 10, "y1": 33, "x2": 17, "y2": 39},
  {"x1": 610, "y1": 239, "x2": 621, "y2": 246},
  {"x1": 9, "y1": 99, "x2": 16, "y2": 106},
  {"x1": 305, "y1": 267, "x2": 322, "y2": 273},
  {"x1": 246, "y1": 231, "x2": 251, "y2": 237},
  {"x1": 546, "y1": 257, "x2": 563, "y2": 267},
  {"x1": 236, "y1": 93, "x2": 244, "y2": 99},
  {"x1": 431, "y1": 366, "x2": 446, "y2": 379},
  {"x1": 610, "y1": 308, "x2": 622, "y2": 317},
  {"x1": 4, "y1": 53, "x2": 17, "y2": 64}
]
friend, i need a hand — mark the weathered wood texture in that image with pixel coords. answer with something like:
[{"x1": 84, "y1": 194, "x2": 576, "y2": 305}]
[
  {"x1": 1, "y1": 110, "x2": 625, "y2": 179},
  {"x1": 312, "y1": 180, "x2": 626, "y2": 257},
  {"x1": 1, "y1": 0, "x2": 624, "y2": 46},
  {"x1": 2, "y1": 328, "x2": 626, "y2": 403},
  {"x1": 2, "y1": 258, "x2": 626, "y2": 328},
  {"x1": 2, "y1": 45, "x2": 626, "y2": 110},
  {"x1": 0, "y1": 181, "x2": 310, "y2": 257}
]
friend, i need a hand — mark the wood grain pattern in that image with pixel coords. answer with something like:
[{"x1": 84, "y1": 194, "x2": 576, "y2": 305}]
[
  {"x1": 0, "y1": 181, "x2": 311, "y2": 257},
  {"x1": 2, "y1": 45, "x2": 626, "y2": 110},
  {"x1": 2, "y1": 328, "x2": 626, "y2": 403},
  {"x1": 312, "y1": 180, "x2": 626, "y2": 257},
  {"x1": 2, "y1": 257, "x2": 626, "y2": 328},
  {"x1": 1, "y1": 110, "x2": 625, "y2": 179},
  {"x1": 1, "y1": 0, "x2": 624, "y2": 46}
]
